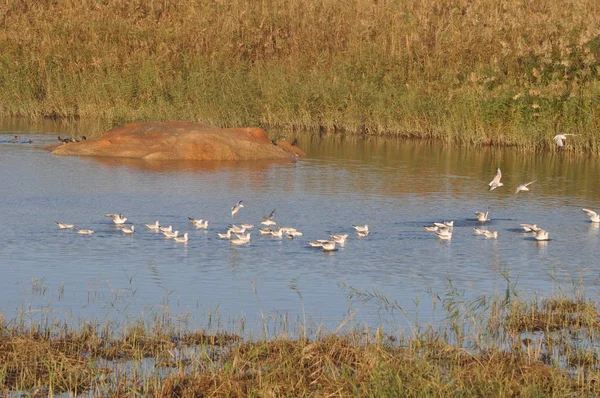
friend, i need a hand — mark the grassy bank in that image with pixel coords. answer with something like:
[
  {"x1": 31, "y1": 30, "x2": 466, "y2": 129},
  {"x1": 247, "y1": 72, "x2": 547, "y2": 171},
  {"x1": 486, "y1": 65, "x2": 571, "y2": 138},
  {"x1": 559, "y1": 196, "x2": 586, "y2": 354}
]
[
  {"x1": 2, "y1": 288, "x2": 600, "y2": 396},
  {"x1": 1, "y1": 0, "x2": 600, "y2": 152}
]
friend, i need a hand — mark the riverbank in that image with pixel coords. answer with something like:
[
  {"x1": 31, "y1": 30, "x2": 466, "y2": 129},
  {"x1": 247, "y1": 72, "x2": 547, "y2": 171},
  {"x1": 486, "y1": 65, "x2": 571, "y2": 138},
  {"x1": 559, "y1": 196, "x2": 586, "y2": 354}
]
[
  {"x1": 2, "y1": 288, "x2": 599, "y2": 396},
  {"x1": 1, "y1": 1, "x2": 599, "y2": 153}
]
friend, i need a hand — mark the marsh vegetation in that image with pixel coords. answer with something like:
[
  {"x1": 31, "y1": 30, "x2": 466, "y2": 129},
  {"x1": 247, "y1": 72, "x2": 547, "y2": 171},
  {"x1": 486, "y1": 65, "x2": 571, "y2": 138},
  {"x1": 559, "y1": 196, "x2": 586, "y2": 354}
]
[
  {"x1": 1, "y1": 0, "x2": 600, "y2": 152},
  {"x1": 2, "y1": 281, "x2": 600, "y2": 396}
]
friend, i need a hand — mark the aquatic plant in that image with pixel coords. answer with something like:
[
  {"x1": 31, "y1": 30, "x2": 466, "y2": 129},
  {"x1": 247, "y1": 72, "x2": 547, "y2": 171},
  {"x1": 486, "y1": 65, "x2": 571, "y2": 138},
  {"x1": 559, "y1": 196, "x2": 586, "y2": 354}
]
[
  {"x1": 2, "y1": 279, "x2": 600, "y2": 396},
  {"x1": 0, "y1": 0, "x2": 599, "y2": 152}
]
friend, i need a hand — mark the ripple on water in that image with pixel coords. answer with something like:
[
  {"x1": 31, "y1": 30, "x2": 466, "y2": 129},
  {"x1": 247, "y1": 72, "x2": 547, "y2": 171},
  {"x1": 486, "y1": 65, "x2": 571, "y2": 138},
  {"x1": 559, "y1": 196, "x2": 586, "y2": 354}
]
[{"x1": 0, "y1": 130, "x2": 599, "y2": 332}]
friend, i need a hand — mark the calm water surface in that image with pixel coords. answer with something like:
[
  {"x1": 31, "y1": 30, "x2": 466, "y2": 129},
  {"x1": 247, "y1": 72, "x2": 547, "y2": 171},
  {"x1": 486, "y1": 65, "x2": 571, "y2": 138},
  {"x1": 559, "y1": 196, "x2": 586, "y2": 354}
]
[{"x1": 1, "y1": 120, "x2": 599, "y2": 336}]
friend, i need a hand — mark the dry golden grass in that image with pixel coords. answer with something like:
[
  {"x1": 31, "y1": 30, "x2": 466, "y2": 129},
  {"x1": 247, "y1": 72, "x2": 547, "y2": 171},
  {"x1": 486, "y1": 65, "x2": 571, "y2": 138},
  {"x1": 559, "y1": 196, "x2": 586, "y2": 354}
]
[
  {"x1": 0, "y1": 0, "x2": 599, "y2": 151},
  {"x1": 2, "y1": 291, "x2": 600, "y2": 396}
]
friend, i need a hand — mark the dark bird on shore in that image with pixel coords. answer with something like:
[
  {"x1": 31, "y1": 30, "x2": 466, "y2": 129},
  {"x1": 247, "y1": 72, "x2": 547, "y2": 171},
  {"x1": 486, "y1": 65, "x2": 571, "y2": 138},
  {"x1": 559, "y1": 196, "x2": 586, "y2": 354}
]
[{"x1": 58, "y1": 136, "x2": 75, "y2": 143}]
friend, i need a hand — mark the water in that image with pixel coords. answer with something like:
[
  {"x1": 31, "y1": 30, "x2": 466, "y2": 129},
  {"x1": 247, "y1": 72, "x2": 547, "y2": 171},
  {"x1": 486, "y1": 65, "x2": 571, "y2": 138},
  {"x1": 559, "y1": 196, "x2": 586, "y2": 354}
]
[{"x1": 1, "y1": 119, "x2": 599, "y2": 337}]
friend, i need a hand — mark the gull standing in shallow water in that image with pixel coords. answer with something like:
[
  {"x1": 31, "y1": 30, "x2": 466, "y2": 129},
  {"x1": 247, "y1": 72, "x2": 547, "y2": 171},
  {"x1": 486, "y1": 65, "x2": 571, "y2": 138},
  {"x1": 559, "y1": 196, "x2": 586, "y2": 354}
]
[
  {"x1": 106, "y1": 213, "x2": 127, "y2": 225},
  {"x1": 162, "y1": 230, "x2": 179, "y2": 239},
  {"x1": 261, "y1": 209, "x2": 277, "y2": 226},
  {"x1": 159, "y1": 225, "x2": 172, "y2": 233},
  {"x1": 121, "y1": 225, "x2": 135, "y2": 234},
  {"x1": 483, "y1": 230, "x2": 498, "y2": 239},
  {"x1": 330, "y1": 234, "x2": 348, "y2": 245},
  {"x1": 534, "y1": 228, "x2": 550, "y2": 241},
  {"x1": 189, "y1": 217, "x2": 209, "y2": 229},
  {"x1": 174, "y1": 233, "x2": 189, "y2": 243},
  {"x1": 231, "y1": 200, "x2": 244, "y2": 218},
  {"x1": 436, "y1": 230, "x2": 452, "y2": 240},
  {"x1": 582, "y1": 209, "x2": 600, "y2": 223},
  {"x1": 488, "y1": 168, "x2": 503, "y2": 191},
  {"x1": 520, "y1": 223, "x2": 541, "y2": 233},
  {"x1": 217, "y1": 229, "x2": 233, "y2": 239},
  {"x1": 145, "y1": 221, "x2": 160, "y2": 230},
  {"x1": 352, "y1": 224, "x2": 369, "y2": 233},
  {"x1": 320, "y1": 241, "x2": 337, "y2": 251},
  {"x1": 475, "y1": 210, "x2": 490, "y2": 222},
  {"x1": 515, "y1": 181, "x2": 536, "y2": 194}
]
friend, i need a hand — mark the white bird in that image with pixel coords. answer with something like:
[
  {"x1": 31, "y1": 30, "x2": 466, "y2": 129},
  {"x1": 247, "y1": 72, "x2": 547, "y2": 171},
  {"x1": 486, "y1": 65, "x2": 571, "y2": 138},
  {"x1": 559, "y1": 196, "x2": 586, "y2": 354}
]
[
  {"x1": 553, "y1": 133, "x2": 580, "y2": 147},
  {"x1": 515, "y1": 181, "x2": 536, "y2": 194},
  {"x1": 308, "y1": 240, "x2": 329, "y2": 247},
  {"x1": 488, "y1": 168, "x2": 503, "y2": 191},
  {"x1": 483, "y1": 230, "x2": 498, "y2": 239},
  {"x1": 159, "y1": 225, "x2": 173, "y2": 233},
  {"x1": 258, "y1": 227, "x2": 274, "y2": 235},
  {"x1": 217, "y1": 229, "x2": 233, "y2": 239},
  {"x1": 269, "y1": 228, "x2": 284, "y2": 238},
  {"x1": 352, "y1": 224, "x2": 369, "y2": 233},
  {"x1": 112, "y1": 214, "x2": 127, "y2": 225},
  {"x1": 145, "y1": 221, "x2": 160, "y2": 230},
  {"x1": 357, "y1": 230, "x2": 370, "y2": 238},
  {"x1": 261, "y1": 209, "x2": 277, "y2": 226},
  {"x1": 582, "y1": 209, "x2": 600, "y2": 223},
  {"x1": 330, "y1": 234, "x2": 348, "y2": 244},
  {"x1": 434, "y1": 224, "x2": 452, "y2": 235},
  {"x1": 162, "y1": 230, "x2": 179, "y2": 238},
  {"x1": 230, "y1": 233, "x2": 251, "y2": 245},
  {"x1": 76, "y1": 228, "x2": 94, "y2": 235},
  {"x1": 234, "y1": 232, "x2": 251, "y2": 242},
  {"x1": 534, "y1": 229, "x2": 550, "y2": 241},
  {"x1": 231, "y1": 200, "x2": 244, "y2": 217},
  {"x1": 55, "y1": 221, "x2": 74, "y2": 229},
  {"x1": 474, "y1": 211, "x2": 490, "y2": 222},
  {"x1": 121, "y1": 225, "x2": 135, "y2": 234},
  {"x1": 174, "y1": 233, "x2": 189, "y2": 243},
  {"x1": 228, "y1": 224, "x2": 247, "y2": 234},
  {"x1": 320, "y1": 241, "x2": 337, "y2": 251},
  {"x1": 188, "y1": 217, "x2": 209, "y2": 229},
  {"x1": 106, "y1": 213, "x2": 127, "y2": 225},
  {"x1": 424, "y1": 225, "x2": 438, "y2": 232},
  {"x1": 240, "y1": 223, "x2": 254, "y2": 230},
  {"x1": 520, "y1": 223, "x2": 541, "y2": 233},
  {"x1": 436, "y1": 231, "x2": 452, "y2": 240},
  {"x1": 433, "y1": 221, "x2": 454, "y2": 229},
  {"x1": 473, "y1": 227, "x2": 487, "y2": 235}
]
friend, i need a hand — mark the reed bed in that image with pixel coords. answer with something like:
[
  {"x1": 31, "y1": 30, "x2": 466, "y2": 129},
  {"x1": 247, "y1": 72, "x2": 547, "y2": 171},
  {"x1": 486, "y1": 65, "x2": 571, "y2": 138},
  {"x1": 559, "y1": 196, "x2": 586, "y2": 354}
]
[
  {"x1": 2, "y1": 287, "x2": 600, "y2": 396},
  {"x1": 1, "y1": 0, "x2": 599, "y2": 152}
]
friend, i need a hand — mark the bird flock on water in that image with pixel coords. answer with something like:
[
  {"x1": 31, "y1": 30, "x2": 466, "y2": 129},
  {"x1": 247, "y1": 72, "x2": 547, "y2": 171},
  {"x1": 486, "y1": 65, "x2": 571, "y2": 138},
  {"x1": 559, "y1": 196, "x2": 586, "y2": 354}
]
[
  {"x1": 423, "y1": 167, "x2": 600, "y2": 242},
  {"x1": 55, "y1": 202, "x2": 370, "y2": 252},
  {"x1": 48, "y1": 132, "x2": 596, "y2": 247}
]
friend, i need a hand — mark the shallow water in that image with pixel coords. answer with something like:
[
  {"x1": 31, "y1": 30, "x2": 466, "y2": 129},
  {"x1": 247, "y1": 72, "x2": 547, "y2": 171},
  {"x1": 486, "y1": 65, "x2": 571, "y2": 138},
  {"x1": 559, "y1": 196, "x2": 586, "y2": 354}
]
[{"x1": 1, "y1": 120, "x2": 599, "y2": 337}]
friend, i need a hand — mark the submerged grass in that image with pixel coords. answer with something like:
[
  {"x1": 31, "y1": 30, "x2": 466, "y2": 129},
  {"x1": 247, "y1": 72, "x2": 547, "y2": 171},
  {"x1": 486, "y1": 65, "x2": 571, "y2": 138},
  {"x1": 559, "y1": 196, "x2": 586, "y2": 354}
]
[
  {"x1": 1, "y1": 0, "x2": 600, "y2": 152},
  {"x1": 3, "y1": 287, "x2": 600, "y2": 396}
]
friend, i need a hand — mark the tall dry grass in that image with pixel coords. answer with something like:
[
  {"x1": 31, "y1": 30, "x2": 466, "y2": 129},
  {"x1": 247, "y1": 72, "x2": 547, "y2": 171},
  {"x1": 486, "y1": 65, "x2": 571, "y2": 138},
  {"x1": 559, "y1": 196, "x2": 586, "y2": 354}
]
[{"x1": 0, "y1": 0, "x2": 599, "y2": 151}]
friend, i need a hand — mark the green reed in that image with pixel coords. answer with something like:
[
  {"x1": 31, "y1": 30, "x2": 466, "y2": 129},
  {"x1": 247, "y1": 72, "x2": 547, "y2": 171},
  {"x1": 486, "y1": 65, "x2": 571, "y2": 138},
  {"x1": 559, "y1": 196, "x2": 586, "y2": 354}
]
[{"x1": 0, "y1": 0, "x2": 599, "y2": 152}]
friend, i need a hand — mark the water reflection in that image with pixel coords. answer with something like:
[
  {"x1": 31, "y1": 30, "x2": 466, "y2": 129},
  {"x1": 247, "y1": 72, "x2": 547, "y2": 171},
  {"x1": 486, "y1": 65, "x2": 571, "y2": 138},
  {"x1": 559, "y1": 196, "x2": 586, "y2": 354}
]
[
  {"x1": 0, "y1": 123, "x2": 599, "y2": 334},
  {"x1": 87, "y1": 156, "x2": 297, "y2": 173}
]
